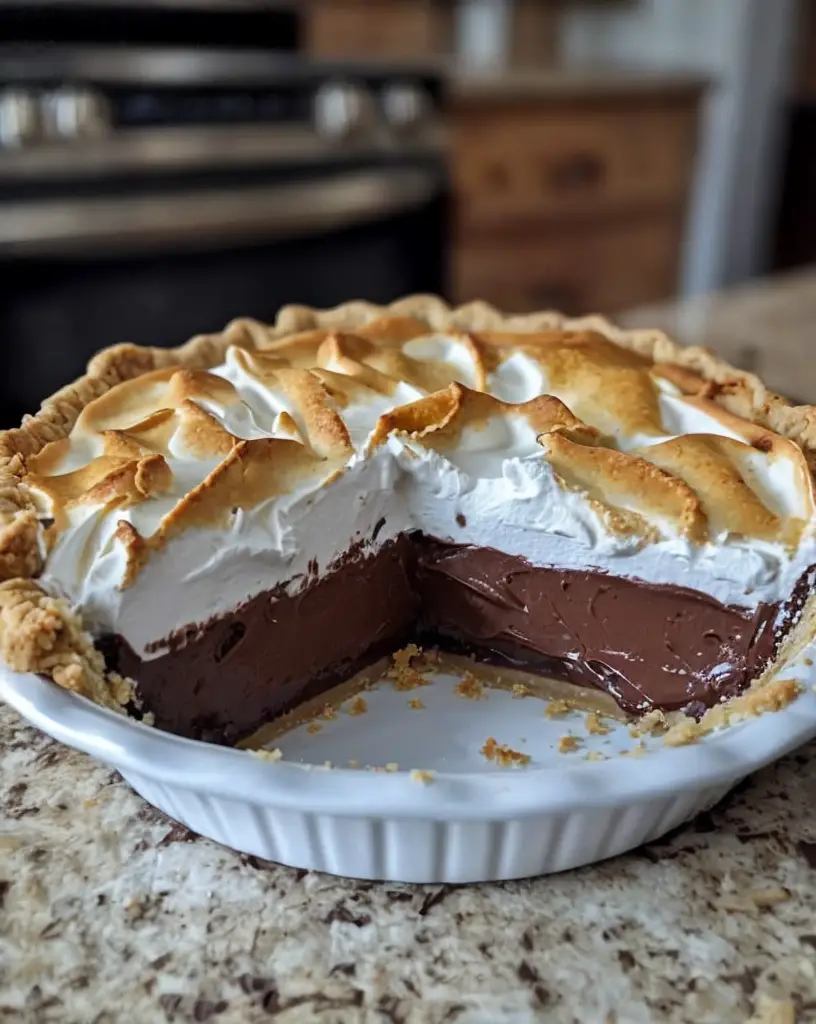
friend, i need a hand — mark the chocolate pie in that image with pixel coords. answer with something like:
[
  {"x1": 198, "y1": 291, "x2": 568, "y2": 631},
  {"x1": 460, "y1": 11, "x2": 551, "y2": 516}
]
[{"x1": 0, "y1": 297, "x2": 813, "y2": 744}]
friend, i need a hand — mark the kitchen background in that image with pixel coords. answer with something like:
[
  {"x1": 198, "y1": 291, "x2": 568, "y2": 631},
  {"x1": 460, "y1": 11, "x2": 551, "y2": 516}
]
[{"x1": 1, "y1": 0, "x2": 815, "y2": 424}]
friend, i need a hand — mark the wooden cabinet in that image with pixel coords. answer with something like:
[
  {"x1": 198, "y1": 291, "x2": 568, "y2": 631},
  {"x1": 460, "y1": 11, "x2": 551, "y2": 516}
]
[
  {"x1": 451, "y1": 74, "x2": 705, "y2": 315},
  {"x1": 456, "y1": 214, "x2": 685, "y2": 316},
  {"x1": 304, "y1": 1, "x2": 452, "y2": 59},
  {"x1": 302, "y1": 1, "x2": 704, "y2": 318}
]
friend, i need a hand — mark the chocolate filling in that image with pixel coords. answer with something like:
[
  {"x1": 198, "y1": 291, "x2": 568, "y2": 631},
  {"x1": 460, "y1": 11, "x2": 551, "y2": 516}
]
[{"x1": 103, "y1": 534, "x2": 791, "y2": 744}]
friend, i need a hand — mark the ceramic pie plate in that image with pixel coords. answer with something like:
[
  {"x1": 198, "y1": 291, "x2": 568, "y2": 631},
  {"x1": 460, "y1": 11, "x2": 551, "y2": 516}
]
[{"x1": 3, "y1": 651, "x2": 816, "y2": 883}]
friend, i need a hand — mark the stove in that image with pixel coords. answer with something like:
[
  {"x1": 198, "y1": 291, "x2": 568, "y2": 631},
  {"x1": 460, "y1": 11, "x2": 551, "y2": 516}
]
[{"x1": 0, "y1": 3, "x2": 449, "y2": 425}]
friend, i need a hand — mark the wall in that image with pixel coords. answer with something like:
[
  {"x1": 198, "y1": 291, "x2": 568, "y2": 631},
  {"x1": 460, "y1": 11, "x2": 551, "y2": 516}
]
[
  {"x1": 455, "y1": 0, "x2": 512, "y2": 68},
  {"x1": 559, "y1": 0, "x2": 798, "y2": 297}
]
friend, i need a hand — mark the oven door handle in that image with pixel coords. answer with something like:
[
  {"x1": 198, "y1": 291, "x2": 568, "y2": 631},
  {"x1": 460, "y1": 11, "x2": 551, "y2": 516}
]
[{"x1": 0, "y1": 166, "x2": 441, "y2": 257}]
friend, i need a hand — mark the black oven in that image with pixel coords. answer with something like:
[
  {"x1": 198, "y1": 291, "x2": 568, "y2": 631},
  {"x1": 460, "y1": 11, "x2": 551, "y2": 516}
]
[{"x1": 0, "y1": 7, "x2": 448, "y2": 425}]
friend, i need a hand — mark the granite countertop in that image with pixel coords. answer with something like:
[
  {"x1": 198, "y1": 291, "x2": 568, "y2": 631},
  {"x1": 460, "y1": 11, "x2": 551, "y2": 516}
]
[
  {"x1": 620, "y1": 266, "x2": 816, "y2": 405},
  {"x1": 5, "y1": 270, "x2": 816, "y2": 1023},
  {"x1": 2, "y1": 697, "x2": 816, "y2": 1024}
]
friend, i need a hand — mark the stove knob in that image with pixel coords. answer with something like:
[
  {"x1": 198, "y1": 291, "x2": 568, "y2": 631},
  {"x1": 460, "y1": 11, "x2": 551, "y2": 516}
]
[
  {"x1": 0, "y1": 89, "x2": 41, "y2": 148},
  {"x1": 382, "y1": 82, "x2": 431, "y2": 134},
  {"x1": 42, "y1": 86, "x2": 110, "y2": 141},
  {"x1": 314, "y1": 81, "x2": 376, "y2": 142}
]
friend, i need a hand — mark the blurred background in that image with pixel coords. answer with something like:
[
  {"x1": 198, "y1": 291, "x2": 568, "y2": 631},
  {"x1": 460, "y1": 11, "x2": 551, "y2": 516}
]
[{"x1": 2, "y1": 0, "x2": 816, "y2": 423}]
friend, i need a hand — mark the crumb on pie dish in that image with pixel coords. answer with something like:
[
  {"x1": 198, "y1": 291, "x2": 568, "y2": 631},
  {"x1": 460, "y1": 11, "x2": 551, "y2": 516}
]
[{"x1": 0, "y1": 295, "x2": 814, "y2": 747}]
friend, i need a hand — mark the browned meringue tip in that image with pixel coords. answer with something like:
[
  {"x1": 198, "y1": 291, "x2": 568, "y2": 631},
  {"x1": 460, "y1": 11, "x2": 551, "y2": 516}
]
[
  {"x1": 642, "y1": 434, "x2": 792, "y2": 545},
  {"x1": 367, "y1": 382, "x2": 599, "y2": 454},
  {"x1": 228, "y1": 346, "x2": 290, "y2": 378},
  {"x1": 25, "y1": 451, "x2": 173, "y2": 534},
  {"x1": 176, "y1": 400, "x2": 236, "y2": 459},
  {"x1": 540, "y1": 432, "x2": 708, "y2": 542},
  {"x1": 154, "y1": 436, "x2": 340, "y2": 541},
  {"x1": 85, "y1": 366, "x2": 240, "y2": 425}
]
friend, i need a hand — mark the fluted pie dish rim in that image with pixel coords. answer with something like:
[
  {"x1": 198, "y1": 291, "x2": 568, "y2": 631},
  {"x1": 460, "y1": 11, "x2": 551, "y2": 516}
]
[{"x1": 1, "y1": 658, "x2": 815, "y2": 822}]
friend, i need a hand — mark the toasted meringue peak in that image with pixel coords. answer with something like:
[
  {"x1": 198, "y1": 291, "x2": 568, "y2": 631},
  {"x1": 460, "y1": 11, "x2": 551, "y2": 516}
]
[
  {"x1": 156, "y1": 436, "x2": 333, "y2": 537},
  {"x1": 116, "y1": 519, "x2": 149, "y2": 590},
  {"x1": 535, "y1": 333, "x2": 666, "y2": 441},
  {"x1": 641, "y1": 435, "x2": 803, "y2": 546},
  {"x1": 27, "y1": 453, "x2": 172, "y2": 524},
  {"x1": 271, "y1": 368, "x2": 353, "y2": 457},
  {"x1": 368, "y1": 382, "x2": 598, "y2": 455},
  {"x1": 539, "y1": 433, "x2": 707, "y2": 542},
  {"x1": 103, "y1": 409, "x2": 177, "y2": 455},
  {"x1": 73, "y1": 367, "x2": 179, "y2": 435},
  {"x1": 175, "y1": 400, "x2": 236, "y2": 459}
]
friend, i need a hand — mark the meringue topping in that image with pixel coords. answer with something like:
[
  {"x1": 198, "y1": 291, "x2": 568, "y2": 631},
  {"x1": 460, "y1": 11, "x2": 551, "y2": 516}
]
[{"x1": 20, "y1": 319, "x2": 816, "y2": 657}]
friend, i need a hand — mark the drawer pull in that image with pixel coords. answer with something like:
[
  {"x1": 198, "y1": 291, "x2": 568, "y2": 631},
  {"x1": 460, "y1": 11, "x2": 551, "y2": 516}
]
[{"x1": 546, "y1": 152, "x2": 606, "y2": 192}]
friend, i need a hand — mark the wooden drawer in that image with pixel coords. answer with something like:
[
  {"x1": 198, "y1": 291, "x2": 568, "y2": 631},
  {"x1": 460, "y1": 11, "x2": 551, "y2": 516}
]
[
  {"x1": 305, "y1": 1, "x2": 451, "y2": 58},
  {"x1": 454, "y1": 99, "x2": 699, "y2": 228},
  {"x1": 454, "y1": 214, "x2": 684, "y2": 316}
]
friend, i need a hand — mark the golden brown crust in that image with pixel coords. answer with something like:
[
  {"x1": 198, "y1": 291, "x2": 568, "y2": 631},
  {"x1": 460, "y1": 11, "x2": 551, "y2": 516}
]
[
  {"x1": 0, "y1": 578, "x2": 131, "y2": 708},
  {"x1": 3, "y1": 294, "x2": 816, "y2": 712}
]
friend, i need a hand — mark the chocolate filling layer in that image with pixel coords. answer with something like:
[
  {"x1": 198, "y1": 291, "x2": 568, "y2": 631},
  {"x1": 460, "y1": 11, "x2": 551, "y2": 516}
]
[{"x1": 103, "y1": 534, "x2": 784, "y2": 744}]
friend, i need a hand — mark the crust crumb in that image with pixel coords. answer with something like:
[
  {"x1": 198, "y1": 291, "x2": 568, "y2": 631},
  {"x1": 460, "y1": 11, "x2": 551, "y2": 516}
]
[
  {"x1": 306, "y1": 722, "x2": 323, "y2": 735},
  {"x1": 390, "y1": 643, "x2": 422, "y2": 671},
  {"x1": 455, "y1": 672, "x2": 485, "y2": 700},
  {"x1": 803, "y1": 657, "x2": 813, "y2": 667},
  {"x1": 545, "y1": 699, "x2": 571, "y2": 719},
  {"x1": 252, "y1": 747, "x2": 283, "y2": 762},
  {"x1": 321, "y1": 703, "x2": 336, "y2": 720},
  {"x1": 621, "y1": 741, "x2": 647, "y2": 757},
  {"x1": 558, "y1": 735, "x2": 581, "y2": 754},
  {"x1": 347, "y1": 696, "x2": 368, "y2": 716},
  {"x1": 511, "y1": 683, "x2": 530, "y2": 698},
  {"x1": 663, "y1": 719, "x2": 699, "y2": 747},
  {"x1": 481, "y1": 736, "x2": 531, "y2": 767},
  {"x1": 391, "y1": 666, "x2": 429, "y2": 692},
  {"x1": 410, "y1": 769, "x2": 436, "y2": 784},
  {"x1": 585, "y1": 750, "x2": 607, "y2": 762},
  {"x1": 388, "y1": 643, "x2": 430, "y2": 691},
  {"x1": 408, "y1": 698, "x2": 425, "y2": 710},
  {"x1": 585, "y1": 711, "x2": 611, "y2": 735},
  {"x1": 629, "y1": 709, "x2": 668, "y2": 737},
  {"x1": 348, "y1": 758, "x2": 358, "y2": 768}
]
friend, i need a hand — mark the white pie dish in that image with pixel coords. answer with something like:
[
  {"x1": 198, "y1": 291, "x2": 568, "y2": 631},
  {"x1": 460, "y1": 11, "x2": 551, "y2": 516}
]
[{"x1": 2, "y1": 654, "x2": 816, "y2": 883}]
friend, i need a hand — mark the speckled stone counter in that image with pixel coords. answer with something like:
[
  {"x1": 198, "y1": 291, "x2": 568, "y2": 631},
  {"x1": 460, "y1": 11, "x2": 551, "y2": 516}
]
[
  {"x1": 1, "y1": 702, "x2": 815, "y2": 1024},
  {"x1": 621, "y1": 267, "x2": 816, "y2": 405}
]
